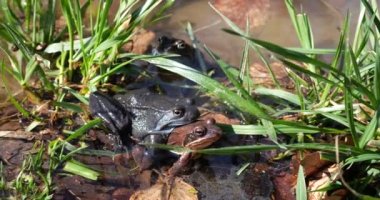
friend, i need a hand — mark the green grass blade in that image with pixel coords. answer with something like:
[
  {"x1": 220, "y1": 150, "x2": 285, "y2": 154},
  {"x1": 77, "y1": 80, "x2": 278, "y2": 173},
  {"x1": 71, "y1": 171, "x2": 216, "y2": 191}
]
[
  {"x1": 63, "y1": 160, "x2": 99, "y2": 180},
  {"x1": 0, "y1": 46, "x2": 23, "y2": 82},
  {"x1": 198, "y1": 144, "x2": 280, "y2": 155},
  {"x1": 287, "y1": 48, "x2": 335, "y2": 54},
  {"x1": 251, "y1": 45, "x2": 282, "y2": 88},
  {"x1": 65, "y1": 118, "x2": 102, "y2": 142},
  {"x1": 374, "y1": 46, "x2": 380, "y2": 104},
  {"x1": 280, "y1": 59, "x2": 337, "y2": 85},
  {"x1": 254, "y1": 87, "x2": 307, "y2": 106},
  {"x1": 359, "y1": 106, "x2": 380, "y2": 148},
  {"x1": 52, "y1": 101, "x2": 83, "y2": 113},
  {"x1": 349, "y1": 46, "x2": 361, "y2": 80},
  {"x1": 319, "y1": 13, "x2": 349, "y2": 106},
  {"x1": 1, "y1": 23, "x2": 33, "y2": 59},
  {"x1": 261, "y1": 119, "x2": 279, "y2": 145},
  {"x1": 343, "y1": 39, "x2": 360, "y2": 147},
  {"x1": 1, "y1": 62, "x2": 30, "y2": 117},
  {"x1": 23, "y1": 58, "x2": 38, "y2": 85},
  {"x1": 320, "y1": 112, "x2": 365, "y2": 134},
  {"x1": 219, "y1": 123, "x2": 340, "y2": 135},
  {"x1": 344, "y1": 78, "x2": 359, "y2": 147},
  {"x1": 0, "y1": 0, "x2": 21, "y2": 25},
  {"x1": 344, "y1": 153, "x2": 380, "y2": 166},
  {"x1": 223, "y1": 29, "x2": 336, "y2": 74},
  {"x1": 198, "y1": 143, "x2": 366, "y2": 156},
  {"x1": 143, "y1": 57, "x2": 272, "y2": 120},
  {"x1": 62, "y1": 86, "x2": 88, "y2": 105},
  {"x1": 353, "y1": 3, "x2": 367, "y2": 55},
  {"x1": 296, "y1": 165, "x2": 307, "y2": 200},
  {"x1": 40, "y1": 0, "x2": 56, "y2": 43},
  {"x1": 361, "y1": 0, "x2": 380, "y2": 32},
  {"x1": 204, "y1": 46, "x2": 253, "y2": 101}
]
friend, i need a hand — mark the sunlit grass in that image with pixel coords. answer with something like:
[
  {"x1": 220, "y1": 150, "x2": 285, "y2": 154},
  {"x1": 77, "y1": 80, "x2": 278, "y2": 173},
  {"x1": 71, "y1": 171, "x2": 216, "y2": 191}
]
[
  {"x1": 0, "y1": 0, "x2": 174, "y2": 198},
  {"x1": 11, "y1": 143, "x2": 53, "y2": 199},
  {"x1": 144, "y1": 0, "x2": 380, "y2": 198}
]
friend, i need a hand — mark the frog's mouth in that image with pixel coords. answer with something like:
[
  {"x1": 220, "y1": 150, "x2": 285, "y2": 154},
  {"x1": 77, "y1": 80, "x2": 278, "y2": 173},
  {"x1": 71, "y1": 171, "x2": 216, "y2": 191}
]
[
  {"x1": 147, "y1": 127, "x2": 174, "y2": 135},
  {"x1": 148, "y1": 119, "x2": 191, "y2": 136},
  {"x1": 154, "y1": 118, "x2": 193, "y2": 132}
]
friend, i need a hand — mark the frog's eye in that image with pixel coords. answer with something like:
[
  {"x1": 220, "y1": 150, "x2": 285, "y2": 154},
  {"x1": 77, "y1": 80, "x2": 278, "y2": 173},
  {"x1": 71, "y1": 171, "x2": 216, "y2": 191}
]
[
  {"x1": 175, "y1": 40, "x2": 185, "y2": 49},
  {"x1": 194, "y1": 126, "x2": 206, "y2": 136},
  {"x1": 173, "y1": 107, "x2": 184, "y2": 117}
]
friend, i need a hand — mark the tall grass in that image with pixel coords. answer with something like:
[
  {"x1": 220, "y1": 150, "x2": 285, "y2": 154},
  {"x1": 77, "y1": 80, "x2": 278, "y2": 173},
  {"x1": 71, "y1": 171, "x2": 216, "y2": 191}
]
[
  {"x1": 142, "y1": 0, "x2": 380, "y2": 197},
  {"x1": 0, "y1": 0, "x2": 173, "y2": 109},
  {"x1": 0, "y1": 0, "x2": 173, "y2": 198}
]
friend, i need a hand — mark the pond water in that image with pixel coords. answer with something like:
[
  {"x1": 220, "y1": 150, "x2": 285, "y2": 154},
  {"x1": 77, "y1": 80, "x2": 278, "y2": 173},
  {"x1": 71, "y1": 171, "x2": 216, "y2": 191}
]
[{"x1": 153, "y1": 0, "x2": 369, "y2": 66}]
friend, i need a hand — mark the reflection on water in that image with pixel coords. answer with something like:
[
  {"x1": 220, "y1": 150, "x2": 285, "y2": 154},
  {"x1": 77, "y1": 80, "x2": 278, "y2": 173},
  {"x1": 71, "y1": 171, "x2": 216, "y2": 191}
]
[{"x1": 152, "y1": 0, "x2": 374, "y2": 66}]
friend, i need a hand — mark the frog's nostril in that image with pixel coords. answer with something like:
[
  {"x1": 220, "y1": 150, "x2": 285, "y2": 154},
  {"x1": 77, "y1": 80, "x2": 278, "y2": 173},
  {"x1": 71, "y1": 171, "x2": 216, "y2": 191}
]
[{"x1": 185, "y1": 98, "x2": 194, "y2": 105}]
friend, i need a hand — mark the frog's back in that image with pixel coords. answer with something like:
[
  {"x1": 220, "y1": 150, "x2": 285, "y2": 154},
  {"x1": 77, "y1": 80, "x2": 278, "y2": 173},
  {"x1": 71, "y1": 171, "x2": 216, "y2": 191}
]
[{"x1": 114, "y1": 89, "x2": 177, "y2": 111}]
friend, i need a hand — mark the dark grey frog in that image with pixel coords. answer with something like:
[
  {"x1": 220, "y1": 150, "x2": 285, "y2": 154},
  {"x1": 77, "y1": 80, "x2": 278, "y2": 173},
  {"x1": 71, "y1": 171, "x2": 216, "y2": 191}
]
[{"x1": 89, "y1": 89, "x2": 200, "y2": 169}]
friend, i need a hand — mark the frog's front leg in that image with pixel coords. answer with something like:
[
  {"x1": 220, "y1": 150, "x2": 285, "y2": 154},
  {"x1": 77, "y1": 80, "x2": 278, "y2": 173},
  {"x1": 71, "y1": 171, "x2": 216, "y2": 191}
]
[
  {"x1": 166, "y1": 152, "x2": 192, "y2": 196},
  {"x1": 167, "y1": 152, "x2": 191, "y2": 178},
  {"x1": 89, "y1": 91, "x2": 131, "y2": 135},
  {"x1": 132, "y1": 134, "x2": 166, "y2": 170}
]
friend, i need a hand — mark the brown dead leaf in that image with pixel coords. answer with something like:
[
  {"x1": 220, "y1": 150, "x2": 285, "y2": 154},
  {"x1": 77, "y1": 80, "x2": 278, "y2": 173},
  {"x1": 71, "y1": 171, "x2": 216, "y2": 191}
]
[
  {"x1": 301, "y1": 152, "x2": 330, "y2": 177},
  {"x1": 122, "y1": 29, "x2": 156, "y2": 54},
  {"x1": 324, "y1": 189, "x2": 348, "y2": 200},
  {"x1": 200, "y1": 111, "x2": 240, "y2": 125},
  {"x1": 272, "y1": 173, "x2": 296, "y2": 200},
  {"x1": 250, "y1": 61, "x2": 294, "y2": 89},
  {"x1": 0, "y1": 130, "x2": 34, "y2": 140},
  {"x1": 113, "y1": 188, "x2": 134, "y2": 200},
  {"x1": 213, "y1": 0, "x2": 270, "y2": 30},
  {"x1": 0, "y1": 121, "x2": 22, "y2": 131},
  {"x1": 130, "y1": 177, "x2": 198, "y2": 200},
  {"x1": 308, "y1": 164, "x2": 340, "y2": 200}
]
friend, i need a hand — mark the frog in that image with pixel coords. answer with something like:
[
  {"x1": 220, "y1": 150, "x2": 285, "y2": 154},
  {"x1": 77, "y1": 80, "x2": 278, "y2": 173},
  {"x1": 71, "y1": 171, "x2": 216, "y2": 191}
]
[
  {"x1": 89, "y1": 90, "x2": 199, "y2": 138},
  {"x1": 111, "y1": 89, "x2": 200, "y2": 138},
  {"x1": 89, "y1": 89, "x2": 200, "y2": 169},
  {"x1": 150, "y1": 36, "x2": 206, "y2": 98},
  {"x1": 151, "y1": 35, "x2": 195, "y2": 66},
  {"x1": 166, "y1": 118, "x2": 222, "y2": 177},
  {"x1": 130, "y1": 118, "x2": 222, "y2": 171}
]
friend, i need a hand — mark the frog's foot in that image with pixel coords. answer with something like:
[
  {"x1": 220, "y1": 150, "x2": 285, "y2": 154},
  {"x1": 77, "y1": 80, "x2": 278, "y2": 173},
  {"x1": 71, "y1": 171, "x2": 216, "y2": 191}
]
[
  {"x1": 131, "y1": 145, "x2": 155, "y2": 171},
  {"x1": 113, "y1": 152, "x2": 133, "y2": 165},
  {"x1": 161, "y1": 169, "x2": 180, "y2": 200},
  {"x1": 167, "y1": 152, "x2": 191, "y2": 178},
  {"x1": 89, "y1": 91, "x2": 131, "y2": 135}
]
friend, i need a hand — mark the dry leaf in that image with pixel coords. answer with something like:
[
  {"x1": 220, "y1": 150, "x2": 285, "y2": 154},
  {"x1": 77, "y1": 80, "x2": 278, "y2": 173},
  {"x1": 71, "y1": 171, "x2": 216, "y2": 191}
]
[
  {"x1": 130, "y1": 178, "x2": 198, "y2": 200},
  {"x1": 200, "y1": 112, "x2": 240, "y2": 125},
  {"x1": 213, "y1": 0, "x2": 270, "y2": 30}
]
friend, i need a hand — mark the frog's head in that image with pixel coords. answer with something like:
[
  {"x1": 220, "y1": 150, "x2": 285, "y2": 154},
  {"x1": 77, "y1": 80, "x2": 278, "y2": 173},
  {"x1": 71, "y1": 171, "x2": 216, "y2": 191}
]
[
  {"x1": 168, "y1": 118, "x2": 222, "y2": 150},
  {"x1": 154, "y1": 98, "x2": 200, "y2": 131},
  {"x1": 152, "y1": 36, "x2": 194, "y2": 59}
]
